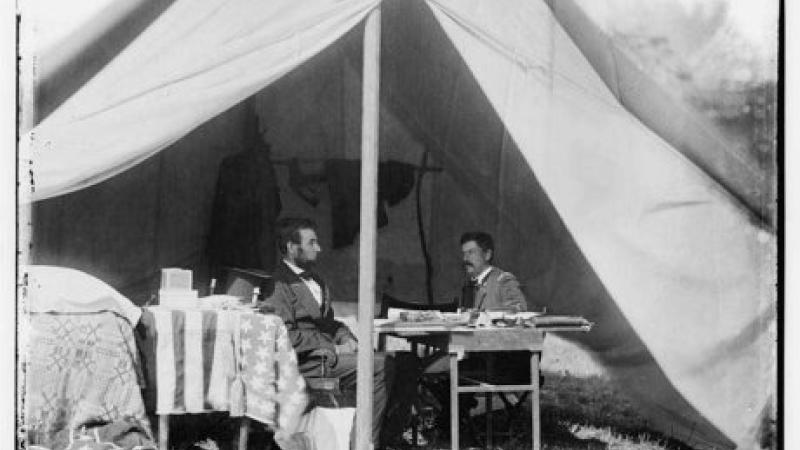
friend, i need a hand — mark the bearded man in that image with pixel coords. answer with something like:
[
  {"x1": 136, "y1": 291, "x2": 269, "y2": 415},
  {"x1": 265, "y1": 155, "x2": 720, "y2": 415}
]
[{"x1": 261, "y1": 217, "x2": 416, "y2": 447}]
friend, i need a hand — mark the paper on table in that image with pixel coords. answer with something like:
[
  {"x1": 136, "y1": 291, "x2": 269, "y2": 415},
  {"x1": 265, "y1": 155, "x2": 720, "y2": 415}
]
[
  {"x1": 373, "y1": 318, "x2": 398, "y2": 327},
  {"x1": 200, "y1": 294, "x2": 244, "y2": 309},
  {"x1": 386, "y1": 308, "x2": 444, "y2": 321},
  {"x1": 509, "y1": 311, "x2": 544, "y2": 320}
]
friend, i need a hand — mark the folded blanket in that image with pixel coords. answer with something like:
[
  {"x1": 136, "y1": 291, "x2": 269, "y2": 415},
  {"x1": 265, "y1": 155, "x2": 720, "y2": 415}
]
[
  {"x1": 23, "y1": 265, "x2": 142, "y2": 325},
  {"x1": 533, "y1": 315, "x2": 592, "y2": 329}
]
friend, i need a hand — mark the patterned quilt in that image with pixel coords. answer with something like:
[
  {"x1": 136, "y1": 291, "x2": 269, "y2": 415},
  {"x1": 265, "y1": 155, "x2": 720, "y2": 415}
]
[{"x1": 23, "y1": 312, "x2": 156, "y2": 450}]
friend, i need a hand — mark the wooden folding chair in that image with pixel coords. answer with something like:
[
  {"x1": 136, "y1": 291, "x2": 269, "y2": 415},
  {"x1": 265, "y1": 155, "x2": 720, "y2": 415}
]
[
  {"x1": 378, "y1": 294, "x2": 459, "y2": 446},
  {"x1": 237, "y1": 349, "x2": 343, "y2": 450},
  {"x1": 377, "y1": 293, "x2": 458, "y2": 355},
  {"x1": 305, "y1": 349, "x2": 344, "y2": 408}
]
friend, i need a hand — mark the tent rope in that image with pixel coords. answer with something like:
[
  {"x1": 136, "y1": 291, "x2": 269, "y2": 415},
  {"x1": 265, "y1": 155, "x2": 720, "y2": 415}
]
[{"x1": 415, "y1": 148, "x2": 434, "y2": 305}]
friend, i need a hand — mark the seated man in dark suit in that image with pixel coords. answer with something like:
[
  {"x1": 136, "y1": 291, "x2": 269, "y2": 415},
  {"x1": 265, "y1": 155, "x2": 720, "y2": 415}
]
[{"x1": 260, "y1": 217, "x2": 416, "y2": 447}]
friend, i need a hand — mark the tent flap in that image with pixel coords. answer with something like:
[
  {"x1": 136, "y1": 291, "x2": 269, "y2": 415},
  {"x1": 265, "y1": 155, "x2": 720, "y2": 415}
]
[
  {"x1": 426, "y1": 0, "x2": 775, "y2": 448},
  {"x1": 26, "y1": 0, "x2": 379, "y2": 201},
  {"x1": 27, "y1": 0, "x2": 776, "y2": 448}
]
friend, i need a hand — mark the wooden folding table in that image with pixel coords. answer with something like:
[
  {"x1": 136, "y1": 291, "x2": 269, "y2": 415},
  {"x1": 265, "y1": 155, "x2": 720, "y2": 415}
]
[{"x1": 376, "y1": 318, "x2": 591, "y2": 450}]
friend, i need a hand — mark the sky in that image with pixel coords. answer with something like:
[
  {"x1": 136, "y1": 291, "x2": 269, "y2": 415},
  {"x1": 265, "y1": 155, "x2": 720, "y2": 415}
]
[
  {"x1": 577, "y1": 0, "x2": 777, "y2": 49},
  {"x1": 575, "y1": 0, "x2": 778, "y2": 82},
  {"x1": 722, "y1": 0, "x2": 779, "y2": 50}
]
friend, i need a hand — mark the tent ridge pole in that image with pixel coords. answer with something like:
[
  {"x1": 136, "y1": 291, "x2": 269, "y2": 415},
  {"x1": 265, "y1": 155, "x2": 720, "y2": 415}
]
[{"x1": 356, "y1": 6, "x2": 381, "y2": 450}]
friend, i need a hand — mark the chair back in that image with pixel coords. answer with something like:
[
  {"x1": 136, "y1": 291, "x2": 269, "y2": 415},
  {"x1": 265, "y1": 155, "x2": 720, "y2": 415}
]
[
  {"x1": 222, "y1": 267, "x2": 273, "y2": 299},
  {"x1": 378, "y1": 294, "x2": 459, "y2": 353}
]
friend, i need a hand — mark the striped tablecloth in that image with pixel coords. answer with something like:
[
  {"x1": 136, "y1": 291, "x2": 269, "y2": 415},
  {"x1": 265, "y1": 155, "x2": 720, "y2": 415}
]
[{"x1": 139, "y1": 307, "x2": 307, "y2": 432}]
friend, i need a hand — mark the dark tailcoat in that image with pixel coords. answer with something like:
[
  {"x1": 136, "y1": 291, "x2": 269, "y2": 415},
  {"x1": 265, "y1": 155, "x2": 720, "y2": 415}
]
[{"x1": 260, "y1": 261, "x2": 352, "y2": 365}]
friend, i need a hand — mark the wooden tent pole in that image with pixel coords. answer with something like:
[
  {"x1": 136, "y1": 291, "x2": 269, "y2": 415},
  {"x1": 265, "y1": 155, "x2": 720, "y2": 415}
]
[{"x1": 356, "y1": 6, "x2": 381, "y2": 450}]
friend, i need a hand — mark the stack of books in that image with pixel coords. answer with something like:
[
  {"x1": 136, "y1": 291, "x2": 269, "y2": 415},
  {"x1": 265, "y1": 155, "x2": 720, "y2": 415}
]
[{"x1": 158, "y1": 268, "x2": 198, "y2": 308}]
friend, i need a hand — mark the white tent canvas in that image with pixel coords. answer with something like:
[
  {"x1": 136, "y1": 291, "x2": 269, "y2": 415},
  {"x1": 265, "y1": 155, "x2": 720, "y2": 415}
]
[{"x1": 20, "y1": 0, "x2": 777, "y2": 448}]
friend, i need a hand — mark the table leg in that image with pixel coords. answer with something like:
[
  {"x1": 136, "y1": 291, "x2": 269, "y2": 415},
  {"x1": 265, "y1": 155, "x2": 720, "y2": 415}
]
[
  {"x1": 485, "y1": 392, "x2": 492, "y2": 450},
  {"x1": 531, "y1": 352, "x2": 541, "y2": 450},
  {"x1": 486, "y1": 354, "x2": 494, "y2": 450},
  {"x1": 450, "y1": 353, "x2": 459, "y2": 450},
  {"x1": 158, "y1": 415, "x2": 169, "y2": 450}
]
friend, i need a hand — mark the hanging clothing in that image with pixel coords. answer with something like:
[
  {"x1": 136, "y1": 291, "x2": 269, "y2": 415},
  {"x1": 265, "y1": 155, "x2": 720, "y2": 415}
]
[
  {"x1": 380, "y1": 160, "x2": 417, "y2": 207},
  {"x1": 325, "y1": 159, "x2": 416, "y2": 249},
  {"x1": 288, "y1": 158, "x2": 325, "y2": 206},
  {"x1": 207, "y1": 146, "x2": 282, "y2": 271}
]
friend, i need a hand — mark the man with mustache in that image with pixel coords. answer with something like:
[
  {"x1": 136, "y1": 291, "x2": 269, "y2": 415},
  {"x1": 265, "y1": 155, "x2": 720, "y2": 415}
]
[
  {"x1": 459, "y1": 231, "x2": 526, "y2": 312},
  {"x1": 260, "y1": 217, "x2": 416, "y2": 448},
  {"x1": 423, "y1": 231, "x2": 529, "y2": 439}
]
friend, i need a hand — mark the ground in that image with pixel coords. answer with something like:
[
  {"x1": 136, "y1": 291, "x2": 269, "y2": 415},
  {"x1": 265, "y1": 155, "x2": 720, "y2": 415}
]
[{"x1": 161, "y1": 335, "x2": 695, "y2": 450}]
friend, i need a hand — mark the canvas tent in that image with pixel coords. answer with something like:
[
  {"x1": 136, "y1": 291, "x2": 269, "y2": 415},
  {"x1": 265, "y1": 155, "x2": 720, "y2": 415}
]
[{"x1": 21, "y1": 0, "x2": 776, "y2": 449}]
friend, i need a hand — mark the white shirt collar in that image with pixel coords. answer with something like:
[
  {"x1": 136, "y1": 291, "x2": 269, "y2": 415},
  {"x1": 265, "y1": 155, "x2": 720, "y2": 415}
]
[
  {"x1": 473, "y1": 266, "x2": 493, "y2": 285},
  {"x1": 283, "y1": 259, "x2": 323, "y2": 305},
  {"x1": 283, "y1": 259, "x2": 305, "y2": 275}
]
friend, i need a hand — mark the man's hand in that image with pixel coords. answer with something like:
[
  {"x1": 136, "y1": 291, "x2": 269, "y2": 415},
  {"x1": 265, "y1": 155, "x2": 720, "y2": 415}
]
[{"x1": 335, "y1": 338, "x2": 358, "y2": 354}]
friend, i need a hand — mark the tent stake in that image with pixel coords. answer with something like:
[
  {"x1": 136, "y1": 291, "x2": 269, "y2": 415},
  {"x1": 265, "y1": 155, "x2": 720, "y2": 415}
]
[{"x1": 356, "y1": 6, "x2": 381, "y2": 450}]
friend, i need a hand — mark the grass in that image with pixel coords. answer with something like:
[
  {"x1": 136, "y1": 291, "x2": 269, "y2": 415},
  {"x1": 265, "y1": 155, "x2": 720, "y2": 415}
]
[
  {"x1": 389, "y1": 370, "x2": 693, "y2": 450},
  {"x1": 536, "y1": 373, "x2": 692, "y2": 450},
  {"x1": 569, "y1": 425, "x2": 675, "y2": 450},
  {"x1": 161, "y1": 371, "x2": 692, "y2": 450},
  {"x1": 163, "y1": 335, "x2": 696, "y2": 450}
]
